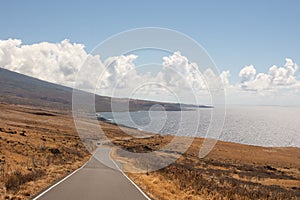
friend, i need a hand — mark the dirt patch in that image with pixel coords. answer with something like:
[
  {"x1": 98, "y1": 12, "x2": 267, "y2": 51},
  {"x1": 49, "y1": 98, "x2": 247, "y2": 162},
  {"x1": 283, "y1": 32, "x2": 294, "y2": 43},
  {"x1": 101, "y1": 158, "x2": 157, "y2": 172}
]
[{"x1": 29, "y1": 112, "x2": 56, "y2": 116}]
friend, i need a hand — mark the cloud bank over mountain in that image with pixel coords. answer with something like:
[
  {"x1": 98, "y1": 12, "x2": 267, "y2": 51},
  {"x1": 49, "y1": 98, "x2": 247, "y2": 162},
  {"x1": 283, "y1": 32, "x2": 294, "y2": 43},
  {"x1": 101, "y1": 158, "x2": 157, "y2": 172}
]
[
  {"x1": 0, "y1": 39, "x2": 299, "y2": 105},
  {"x1": 0, "y1": 39, "x2": 88, "y2": 86}
]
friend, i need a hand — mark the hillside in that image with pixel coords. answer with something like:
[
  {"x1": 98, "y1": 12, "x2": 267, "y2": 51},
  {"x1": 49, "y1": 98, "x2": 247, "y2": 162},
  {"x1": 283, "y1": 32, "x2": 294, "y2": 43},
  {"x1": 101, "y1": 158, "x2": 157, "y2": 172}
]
[
  {"x1": 0, "y1": 68, "x2": 206, "y2": 112},
  {"x1": 0, "y1": 68, "x2": 299, "y2": 199}
]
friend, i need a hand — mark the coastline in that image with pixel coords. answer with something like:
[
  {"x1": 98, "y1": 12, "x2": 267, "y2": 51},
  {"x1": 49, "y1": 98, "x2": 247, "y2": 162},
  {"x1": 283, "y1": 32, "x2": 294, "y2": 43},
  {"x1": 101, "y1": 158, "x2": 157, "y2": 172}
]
[
  {"x1": 110, "y1": 135, "x2": 300, "y2": 199},
  {"x1": 0, "y1": 103, "x2": 299, "y2": 199},
  {"x1": 97, "y1": 114, "x2": 300, "y2": 149}
]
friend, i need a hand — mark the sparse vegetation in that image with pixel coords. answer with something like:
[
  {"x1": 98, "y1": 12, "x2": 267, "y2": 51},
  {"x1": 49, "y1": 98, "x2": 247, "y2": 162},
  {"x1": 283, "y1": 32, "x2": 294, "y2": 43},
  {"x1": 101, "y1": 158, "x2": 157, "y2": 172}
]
[
  {"x1": 5, "y1": 169, "x2": 45, "y2": 192},
  {"x1": 1, "y1": 102, "x2": 299, "y2": 199},
  {"x1": 0, "y1": 104, "x2": 90, "y2": 199},
  {"x1": 112, "y1": 136, "x2": 300, "y2": 200}
]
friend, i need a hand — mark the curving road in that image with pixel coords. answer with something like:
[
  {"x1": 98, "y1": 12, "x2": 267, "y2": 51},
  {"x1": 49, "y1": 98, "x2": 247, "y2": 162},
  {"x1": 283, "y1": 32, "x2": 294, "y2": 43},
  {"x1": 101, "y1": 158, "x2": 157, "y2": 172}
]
[{"x1": 33, "y1": 148, "x2": 149, "y2": 200}]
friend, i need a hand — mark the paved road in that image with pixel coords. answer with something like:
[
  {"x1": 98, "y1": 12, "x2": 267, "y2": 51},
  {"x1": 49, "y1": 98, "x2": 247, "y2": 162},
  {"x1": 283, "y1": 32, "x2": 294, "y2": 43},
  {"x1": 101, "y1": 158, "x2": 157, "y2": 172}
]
[{"x1": 34, "y1": 148, "x2": 149, "y2": 200}]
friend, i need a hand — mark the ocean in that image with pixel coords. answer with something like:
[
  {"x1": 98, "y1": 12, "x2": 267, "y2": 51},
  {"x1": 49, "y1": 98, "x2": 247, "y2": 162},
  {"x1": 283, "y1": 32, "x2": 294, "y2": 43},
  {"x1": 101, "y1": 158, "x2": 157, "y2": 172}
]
[{"x1": 99, "y1": 105, "x2": 300, "y2": 147}]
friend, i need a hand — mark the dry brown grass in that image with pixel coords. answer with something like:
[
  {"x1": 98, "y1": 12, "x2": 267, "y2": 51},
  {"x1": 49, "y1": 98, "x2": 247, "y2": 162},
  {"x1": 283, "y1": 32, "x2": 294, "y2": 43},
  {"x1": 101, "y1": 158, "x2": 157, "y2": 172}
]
[
  {"x1": 0, "y1": 103, "x2": 90, "y2": 199},
  {"x1": 4, "y1": 169, "x2": 45, "y2": 192},
  {"x1": 112, "y1": 136, "x2": 300, "y2": 200},
  {"x1": 1, "y1": 102, "x2": 299, "y2": 199},
  {"x1": 0, "y1": 102, "x2": 151, "y2": 199}
]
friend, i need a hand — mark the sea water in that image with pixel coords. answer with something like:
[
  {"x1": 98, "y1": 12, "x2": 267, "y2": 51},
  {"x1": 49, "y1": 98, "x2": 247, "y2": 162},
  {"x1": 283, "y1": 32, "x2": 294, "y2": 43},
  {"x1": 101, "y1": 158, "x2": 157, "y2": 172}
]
[{"x1": 99, "y1": 105, "x2": 300, "y2": 147}]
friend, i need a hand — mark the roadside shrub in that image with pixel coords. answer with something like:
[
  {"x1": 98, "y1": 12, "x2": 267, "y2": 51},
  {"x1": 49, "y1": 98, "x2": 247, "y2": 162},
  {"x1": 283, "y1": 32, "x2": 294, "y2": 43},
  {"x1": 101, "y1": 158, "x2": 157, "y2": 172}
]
[{"x1": 5, "y1": 169, "x2": 45, "y2": 191}]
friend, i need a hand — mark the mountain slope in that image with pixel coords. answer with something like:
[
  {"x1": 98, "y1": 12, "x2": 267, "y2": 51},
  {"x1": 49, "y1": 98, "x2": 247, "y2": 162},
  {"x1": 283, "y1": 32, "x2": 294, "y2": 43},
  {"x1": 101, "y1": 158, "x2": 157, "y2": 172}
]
[
  {"x1": 0, "y1": 68, "x2": 74, "y2": 110},
  {"x1": 0, "y1": 68, "x2": 206, "y2": 111}
]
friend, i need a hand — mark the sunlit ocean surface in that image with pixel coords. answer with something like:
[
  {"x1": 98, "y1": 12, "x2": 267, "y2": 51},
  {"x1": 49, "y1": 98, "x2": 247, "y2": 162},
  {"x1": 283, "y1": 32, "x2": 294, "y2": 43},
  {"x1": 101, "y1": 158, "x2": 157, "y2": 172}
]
[{"x1": 100, "y1": 105, "x2": 300, "y2": 147}]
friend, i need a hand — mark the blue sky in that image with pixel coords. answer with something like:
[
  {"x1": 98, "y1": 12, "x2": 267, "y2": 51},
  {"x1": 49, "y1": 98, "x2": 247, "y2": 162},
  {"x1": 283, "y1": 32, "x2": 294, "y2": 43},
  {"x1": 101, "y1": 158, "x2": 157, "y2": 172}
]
[
  {"x1": 1, "y1": 0, "x2": 300, "y2": 79},
  {"x1": 1, "y1": 0, "x2": 300, "y2": 105}
]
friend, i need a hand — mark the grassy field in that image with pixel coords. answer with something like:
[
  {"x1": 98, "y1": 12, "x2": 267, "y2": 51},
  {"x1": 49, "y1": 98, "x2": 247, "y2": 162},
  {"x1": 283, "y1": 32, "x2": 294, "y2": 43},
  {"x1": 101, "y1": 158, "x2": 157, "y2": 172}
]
[
  {"x1": 0, "y1": 103, "x2": 90, "y2": 199},
  {"x1": 111, "y1": 130, "x2": 300, "y2": 199},
  {"x1": 0, "y1": 103, "x2": 299, "y2": 199}
]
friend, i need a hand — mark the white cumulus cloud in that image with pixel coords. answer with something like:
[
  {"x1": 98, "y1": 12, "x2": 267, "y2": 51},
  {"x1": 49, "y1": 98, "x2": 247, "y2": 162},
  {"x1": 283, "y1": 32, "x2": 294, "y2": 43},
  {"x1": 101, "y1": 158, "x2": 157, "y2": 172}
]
[
  {"x1": 239, "y1": 65, "x2": 256, "y2": 83},
  {"x1": 220, "y1": 70, "x2": 231, "y2": 86},
  {"x1": 103, "y1": 54, "x2": 139, "y2": 89},
  {"x1": 2, "y1": 38, "x2": 299, "y2": 105},
  {"x1": 238, "y1": 58, "x2": 299, "y2": 92},
  {"x1": 0, "y1": 38, "x2": 91, "y2": 87},
  {"x1": 158, "y1": 51, "x2": 207, "y2": 90}
]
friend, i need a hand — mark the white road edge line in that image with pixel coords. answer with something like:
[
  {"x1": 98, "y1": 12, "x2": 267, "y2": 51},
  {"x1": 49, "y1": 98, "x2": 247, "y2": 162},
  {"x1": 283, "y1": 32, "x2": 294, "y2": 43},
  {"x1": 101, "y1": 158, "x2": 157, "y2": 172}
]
[
  {"x1": 32, "y1": 151, "x2": 95, "y2": 200},
  {"x1": 33, "y1": 148, "x2": 151, "y2": 200},
  {"x1": 109, "y1": 149, "x2": 152, "y2": 200}
]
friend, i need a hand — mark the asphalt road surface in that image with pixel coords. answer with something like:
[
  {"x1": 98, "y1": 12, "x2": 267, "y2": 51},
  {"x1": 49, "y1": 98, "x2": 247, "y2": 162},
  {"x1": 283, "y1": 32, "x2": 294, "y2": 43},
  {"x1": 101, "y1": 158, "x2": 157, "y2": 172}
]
[{"x1": 34, "y1": 148, "x2": 149, "y2": 200}]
